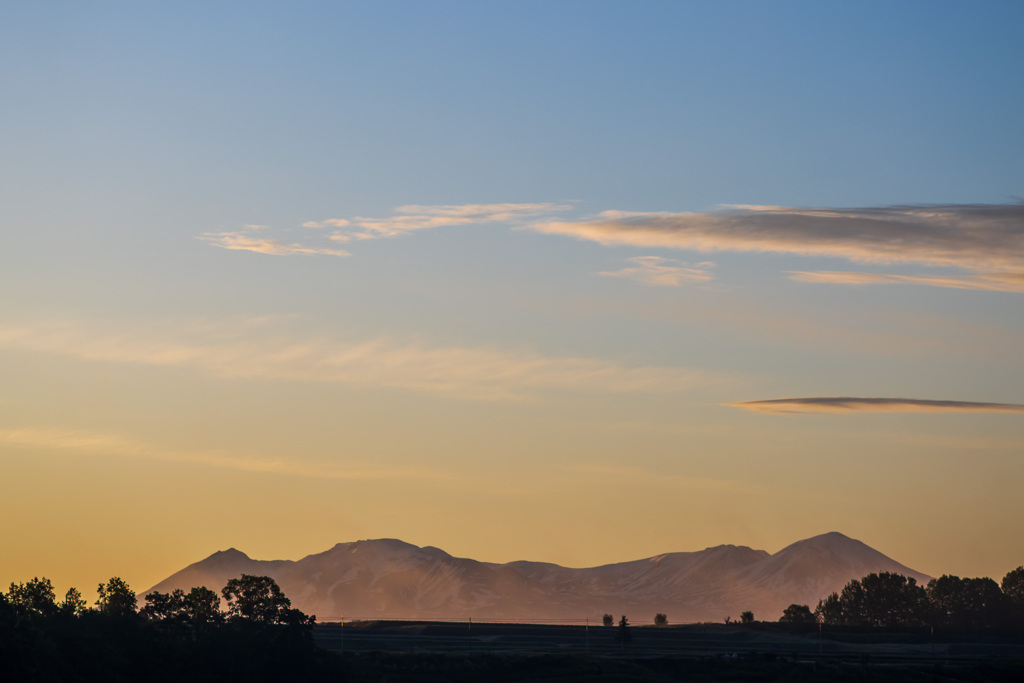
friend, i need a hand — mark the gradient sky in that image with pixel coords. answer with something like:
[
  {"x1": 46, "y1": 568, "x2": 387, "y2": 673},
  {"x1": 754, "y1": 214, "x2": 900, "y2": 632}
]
[{"x1": 3, "y1": 1, "x2": 1024, "y2": 598}]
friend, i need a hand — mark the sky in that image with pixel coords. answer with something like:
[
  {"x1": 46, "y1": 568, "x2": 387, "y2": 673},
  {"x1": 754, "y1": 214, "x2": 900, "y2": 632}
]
[{"x1": 2, "y1": 1, "x2": 1023, "y2": 599}]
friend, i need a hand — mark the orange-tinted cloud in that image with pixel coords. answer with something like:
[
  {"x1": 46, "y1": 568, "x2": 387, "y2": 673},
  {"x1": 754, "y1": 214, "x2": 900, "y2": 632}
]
[
  {"x1": 313, "y1": 202, "x2": 573, "y2": 239},
  {"x1": 205, "y1": 203, "x2": 574, "y2": 256},
  {"x1": 724, "y1": 397, "x2": 1024, "y2": 415},
  {"x1": 532, "y1": 203, "x2": 1024, "y2": 274},
  {"x1": 198, "y1": 230, "x2": 350, "y2": 256},
  {"x1": 787, "y1": 270, "x2": 1024, "y2": 293}
]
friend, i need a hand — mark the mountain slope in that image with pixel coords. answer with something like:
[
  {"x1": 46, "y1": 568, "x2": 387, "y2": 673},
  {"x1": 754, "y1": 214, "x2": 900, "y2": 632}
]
[{"x1": 145, "y1": 532, "x2": 932, "y2": 622}]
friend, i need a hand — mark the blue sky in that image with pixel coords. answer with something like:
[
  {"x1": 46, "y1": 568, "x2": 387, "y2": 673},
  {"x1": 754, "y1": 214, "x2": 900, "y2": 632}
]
[{"x1": 2, "y1": 1, "x2": 1023, "y2": 594}]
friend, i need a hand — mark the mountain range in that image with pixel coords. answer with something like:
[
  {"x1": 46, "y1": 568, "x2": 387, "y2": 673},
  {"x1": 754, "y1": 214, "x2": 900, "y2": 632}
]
[{"x1": 145, "y1": 532, "x2": 931, "y2": 623}]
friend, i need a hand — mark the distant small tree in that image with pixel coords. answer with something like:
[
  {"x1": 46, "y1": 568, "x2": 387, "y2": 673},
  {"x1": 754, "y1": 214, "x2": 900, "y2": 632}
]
[
  {"x1": 615, "y1": 615, "x2": 632, "y2": 643},
  {"x1": 96, "y1": 577, "x2": 137, "y2": 617},
  {"x1": 740, "y1": 610, "x2": 755, "y2": 624},
  {"x1": 779, "y1": 603, "x2": 816, "y2": 625},
  {"x1": 602, "y1": 613, "x2": 614, "y2": 627},
  {"x1": 724, "y1": 616, "x2": 732, "y2": 625},
  {"x1": 654, "y1": 612, "x2": 668, "y2": 627}
]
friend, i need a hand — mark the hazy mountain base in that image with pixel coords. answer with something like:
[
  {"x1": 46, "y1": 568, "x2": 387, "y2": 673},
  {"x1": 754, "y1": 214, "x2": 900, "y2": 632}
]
[{"x1": 147, "y1": 532, "x2": 931, "y2": 623}]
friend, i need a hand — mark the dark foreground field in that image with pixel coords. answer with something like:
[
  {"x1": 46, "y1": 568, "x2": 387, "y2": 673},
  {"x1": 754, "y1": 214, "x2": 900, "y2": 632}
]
[
  {"x1": 330, "y1": 651, "x2": 1024, "y2": 683},
  {"x1": 314, "y1": 621, "x2": 1024, "y2": 682},
  {"x1": 9, "y1": 613, "x2": 1024, "y2": 681}
]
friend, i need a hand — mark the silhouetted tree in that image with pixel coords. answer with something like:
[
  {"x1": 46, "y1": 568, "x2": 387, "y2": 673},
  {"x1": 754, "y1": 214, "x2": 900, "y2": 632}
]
[
  {"x1": 838, "y1": 577, "x2": 868, "y2": 624},
  {"x1": 7, "y1": 577, "x2": 58, "y2": 616},
  {"x1": 184, "y1": 586, "x2": 224, "y2": 627},
  {"x1": 615, "y1": 615, "x2": 632, "y2": 643},
  {"x1": 60, "y1": 586, "x2": 86, "y2": 617},
  {"x1": 1002, "y1": 567, "x2": 1024, "y2": 607},
  {"x1": 860, "y1": 572, "x2": 927, "y2": 627},
  {"x1": 815, "y1": 592, "x2": 843, "y2": 625},
  {"x1": 654, "y1": 612, "x2": 668, "y2": 626},
  {"x1": 223, "y1": 575, "x2": 297, "y2": 624},
  {"x1": 142, "y1": 588, "x2": 186, "y2": 622},
  {"x1": 602, "y1": 613, "x2": 614, "y2": 627},
  {"x1": 815, "y1": 572, "x2": 927, "y2": 628},
  {"x1": 740, "y1": 610, "x2": 754, "y2": 624},
  {"x1": 927, "y1": 575, "x2": 1006, "y2": 631},
  {"x1": 145, "y1": 585, "x2": 226, "y2": 628},
  {"x1": 779, "y1": 603, "x2": 816, "y2": 625},
  {"x1": 96, "y1": 577, "x2": 136, "y2": 617}
]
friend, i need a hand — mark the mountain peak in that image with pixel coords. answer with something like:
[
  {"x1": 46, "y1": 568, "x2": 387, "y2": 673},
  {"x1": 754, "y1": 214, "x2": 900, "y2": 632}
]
[
  {"x1": 775, "y1": 531, "x2": 867, "y2": 554},
  {"x1": 703, "y1": 543, "x2": 758, "y2": 553},
  {"x1": 758, "y1": 531, "x2": 931, "y2": 590},
  {"x1": 807, "y1": 531, "x2": 855, "y2": 543},
  {"x1": 353, "y1": 538, "x2": 421, "y2": 551},
  {"x1": 193, "y1": 548, "x2": 253, "y2": 567}
]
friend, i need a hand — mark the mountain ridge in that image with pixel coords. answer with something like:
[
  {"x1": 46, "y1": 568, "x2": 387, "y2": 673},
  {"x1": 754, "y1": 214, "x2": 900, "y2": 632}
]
[{"x1": 146, "y1": 532, "x2": 932, "y2": 623}]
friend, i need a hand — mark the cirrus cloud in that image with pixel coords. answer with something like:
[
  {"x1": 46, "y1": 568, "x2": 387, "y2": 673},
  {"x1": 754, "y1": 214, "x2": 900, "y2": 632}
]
[
  {"x1": 313, "y1": 202, "x2": 573, "y2": 240},
  {"x1": 203, "y1": 203, "x2": 574, "y2": 256},
  {"x1": 0, "y1": 317, "x2": 719, "y2": 403},
  {"x1": 724, "y1": 397, "x2": 1024, "y2": 415},
  {"x1": 786, "y1": 270, "x2": 1024, "y2": 293},
  {"x1": 531, "y1": 203, "x2": 1024, "y2": 291},
  {"x1": 600, "y1": 256, "x2": 715, "y2": 287},
  {"x1": 0, "y1": 427, "x2": 446, "y2": 481}
]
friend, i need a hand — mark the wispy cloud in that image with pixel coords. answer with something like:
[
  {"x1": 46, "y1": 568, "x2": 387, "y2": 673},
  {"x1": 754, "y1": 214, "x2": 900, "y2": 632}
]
[
  {"x1": 724, "y1": 397, "x2": 1024, "y2": 415},
  {"x1": 0, "y1": 318, "x2": 716, "y2": 402},
  {"x1": 531, "y1": 203, "x2": 1024, "y2": 290},
  {"x1": 787, "y1": 270, "x2": 1024, "y2": 293},
  {"x1": 309, "y1": 202, "x2": 573, "y2": 240},
  {"x1": 600, "y1": 256, "x2": 714, "y2": 287},
  {"x1": 302, "y1": 218, "x2": 350, "y2": 228},
  {"x1": 203, "y1": 203, "x2": 573, "y2": 256},
  {"x1": 0, "y1": 427, "x2": 442, "y2": 480},
  {"x1": 198, "y1": 226, "x2": 350, "y2": 257}
]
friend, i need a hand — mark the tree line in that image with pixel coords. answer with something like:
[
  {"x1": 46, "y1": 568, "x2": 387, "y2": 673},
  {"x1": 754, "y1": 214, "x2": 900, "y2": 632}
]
[
  {"x1": 763, "y1": 565, "x2": 1024, "y2": 632},
  {"x1": 1, "y1": 573, "x2": 333, "y2": 682}
]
